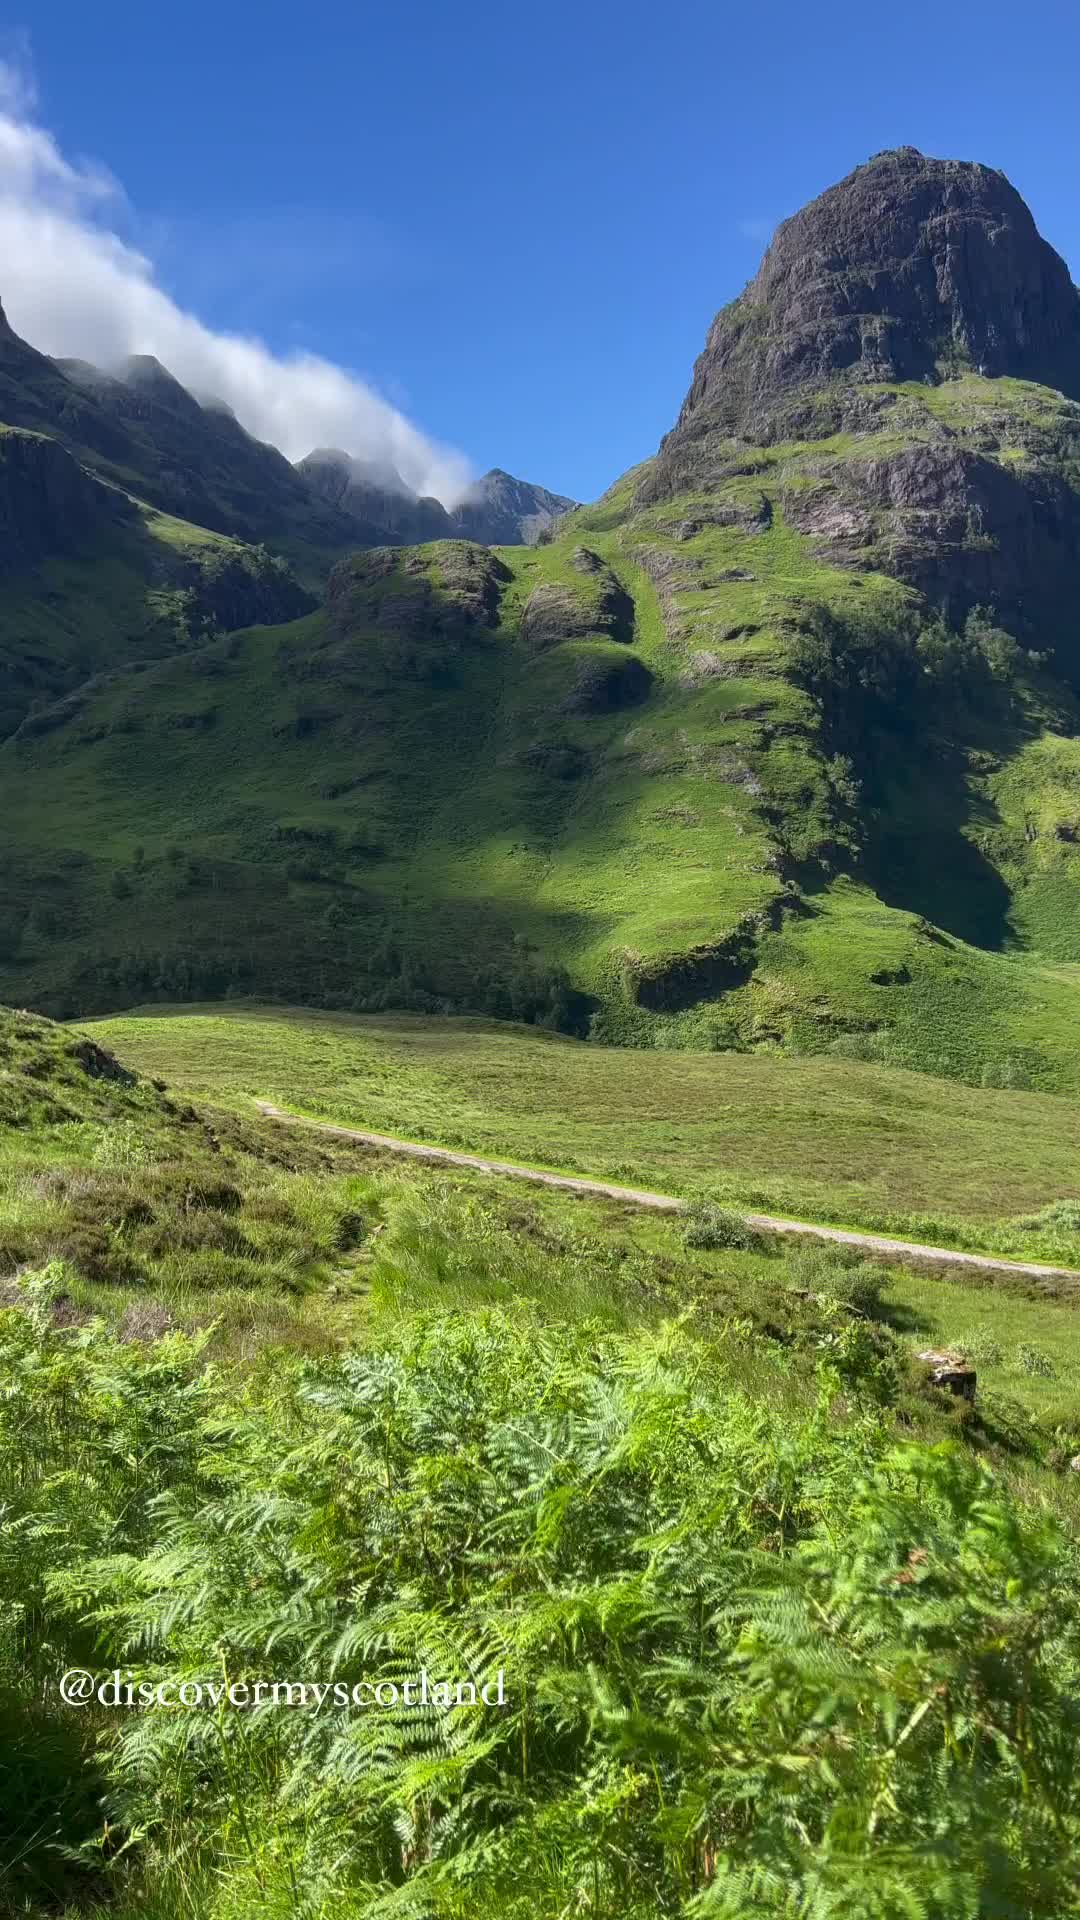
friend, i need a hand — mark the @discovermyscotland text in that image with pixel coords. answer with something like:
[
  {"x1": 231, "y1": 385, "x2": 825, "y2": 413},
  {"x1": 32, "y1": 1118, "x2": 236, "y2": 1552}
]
[{"x1": 59, "y1": 1668, "x2": 508, "y2": 1711}]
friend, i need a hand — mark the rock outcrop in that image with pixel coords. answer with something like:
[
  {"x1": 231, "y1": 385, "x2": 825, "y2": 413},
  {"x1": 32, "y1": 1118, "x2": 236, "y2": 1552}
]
[
  {"x1": 327, "y1": 540, "x2": 509, "y2": 646},
  {"x1": 643, "y1": 147, "x2": 1080, "y2": 497},
  {"x1": 0, "y1": 427, "x2": 129, "y2": 574},
  {"x1": 780, "y1": 442, "x2": 1080, "y2": 628},
  {"x1": 520, "y1": 549, "x2": 635, "y2": 650}
]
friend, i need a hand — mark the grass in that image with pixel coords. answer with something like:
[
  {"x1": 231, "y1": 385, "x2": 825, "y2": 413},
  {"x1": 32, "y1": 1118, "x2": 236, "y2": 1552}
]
[
  {"x1": 2, "y1": 995, "x2": 1080, "y2": 1472},
  {"x1": 11, "y1": 1003, "x2": 1080, "y2": 1915},
  {"x1": 2, "y1": 997, "x2": 1079, "y2": 1428},
  {"x1": 85, "y1": 1003, "x2": 1080, "y2": 1251}
]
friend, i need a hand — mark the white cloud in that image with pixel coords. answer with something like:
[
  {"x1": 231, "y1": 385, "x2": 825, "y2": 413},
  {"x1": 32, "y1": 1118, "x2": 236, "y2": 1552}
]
[{"x1": 0, "y1": 59, "x2": 472, "y2": 503}]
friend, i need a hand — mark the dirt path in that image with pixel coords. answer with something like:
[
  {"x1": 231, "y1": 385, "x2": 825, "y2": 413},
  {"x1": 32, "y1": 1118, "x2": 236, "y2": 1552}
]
[{"x1": 254, "y1": 1101, "x2": 1080, "y2": 1287}]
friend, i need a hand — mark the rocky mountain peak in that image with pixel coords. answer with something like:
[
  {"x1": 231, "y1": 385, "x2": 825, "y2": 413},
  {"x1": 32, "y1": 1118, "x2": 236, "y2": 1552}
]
[
  {"x1": 453, "y1": 468, "x2": 575, "y2": 545},
  {"x1": 120, "y1": 355, "x2": 206, "y2": 418},
  {"x1": 297, "y1": 450, "x2": 574, "y2": 548},
  {"x1": 644, "y1": 147, "x2": 1080, "y2": 498}
]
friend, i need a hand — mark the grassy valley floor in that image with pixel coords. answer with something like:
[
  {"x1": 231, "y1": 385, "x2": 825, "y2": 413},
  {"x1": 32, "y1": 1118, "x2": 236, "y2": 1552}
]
[{"x1": 88, "y1": 1002, "x2": 1080, "y2": 1253}]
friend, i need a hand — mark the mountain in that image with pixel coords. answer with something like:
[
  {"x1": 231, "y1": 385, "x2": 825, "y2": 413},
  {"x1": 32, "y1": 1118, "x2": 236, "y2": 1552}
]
[
  {"x1": 648, "y1": 146, "x2": 1080, "y2": 464},
  {"x1": 2, "y1": 296, "x2": 572, "y2": 565},
  {"x1": 451, "y1": 468, "x2": 576, "y2": 545},
  {"x1": 0, "y1": 299, "x2": 567, "y2": 737},
  {"x1": 5, "y1": 147, "x2": 1080, "y2": 1095},
  {"x1": 50, "y1": 350, "x2": 367, "y2": 563},
  {"x1": 0, "y1": 299, "x2": 359, "y2": 570},
  {"x1": 640, "y1": 146, "x2": 1080, "y2": 638},
  {"x1": 297, "y1": 447, "x2": 574, "y2": 546},
  {"x1": 296, "y1": 447, "x2": 456, "y2": 544}
]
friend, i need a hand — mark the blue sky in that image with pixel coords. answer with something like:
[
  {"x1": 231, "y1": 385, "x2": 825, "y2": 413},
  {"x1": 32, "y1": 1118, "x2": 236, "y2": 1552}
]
[{"x1": 11, "y1": 0, "x2": 1080, "y2": 500}]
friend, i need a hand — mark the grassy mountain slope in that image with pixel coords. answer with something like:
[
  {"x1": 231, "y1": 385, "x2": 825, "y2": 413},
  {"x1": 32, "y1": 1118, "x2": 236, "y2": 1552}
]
[
  {"x1": 3, "y1": 391, "x2": 1080, "y2": 1090},
  {"x1": 0, "y1": 472, "x2": 314, "y2": 741}
]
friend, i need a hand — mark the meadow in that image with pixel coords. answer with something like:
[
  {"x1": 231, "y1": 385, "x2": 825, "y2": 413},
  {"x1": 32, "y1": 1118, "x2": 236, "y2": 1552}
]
[{"x1": 90, "y1": 1002, "x2": 1080, "y2": 1255}]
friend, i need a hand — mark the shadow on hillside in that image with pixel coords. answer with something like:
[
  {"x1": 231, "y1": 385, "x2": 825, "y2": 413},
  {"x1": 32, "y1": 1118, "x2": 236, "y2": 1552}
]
[{"x1": 863, "y1": 740, "x2": 1015, "y2": 951}]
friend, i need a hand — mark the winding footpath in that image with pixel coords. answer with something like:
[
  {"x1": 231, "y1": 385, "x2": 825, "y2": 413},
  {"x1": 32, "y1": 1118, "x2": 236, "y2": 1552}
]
[{"x1": 253, "y1": 1101, "x2": 1080, "y2": 1288}]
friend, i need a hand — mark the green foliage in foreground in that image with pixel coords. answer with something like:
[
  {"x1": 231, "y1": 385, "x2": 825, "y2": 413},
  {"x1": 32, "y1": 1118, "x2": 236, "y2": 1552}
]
[{"x1": 4, "y1": 1293, "x2": 1080, "y2": 1920}]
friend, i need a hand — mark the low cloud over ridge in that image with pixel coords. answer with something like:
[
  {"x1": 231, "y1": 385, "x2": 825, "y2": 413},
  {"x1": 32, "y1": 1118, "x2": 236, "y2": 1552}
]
[{"x1": 0, "y1": 59, "x2": 471, "y2": 504}]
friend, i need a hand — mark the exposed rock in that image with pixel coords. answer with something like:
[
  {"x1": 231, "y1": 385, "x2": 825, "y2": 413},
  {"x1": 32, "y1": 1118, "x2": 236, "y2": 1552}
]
[
  {"x1": 326, "y1": 542, "x2": 511, "y2": 668},
  {"x1": 452, "y1": 468, "x2": 575, "y2": 546},
  {"x1": 433, "y1": 540, "x2": 512, "y2": 625},
  {"x1": 178, "y1": 547, "x2": 315, "y2": 631},
  {"x1": 644, "y1": 146, "x2": 1080, "y2": 498},
  {"x1": 299, "y1": 452, "x2": 574, "y2": 550},
  {"x1": 652, "y1": 495, "x2": 773, "y2": 540},
  {"x1": 67, "y1": 1038, "x2": 137, "y2": 1085},
  {"x1": 624, "y1": 904, "x2": 784, "y2": 1011},
  {"x1": 782, "y1": 442, "x2": 1080, "y2": 626},
  {"x1": 916, "y1": 1348, "x2": 977, "y2": 1399},
  {"x1": 520, "y1": 584, "x2": 592, "y2": 650},
  {"x1": 297, "y1": 448, "x2": 452, "y2": 544},
  {"x1": 0, "y1": 427, "x2": 130, "y2": 574},
  {"x1": 47, "y1": 346, "x2": 364, "y2": 550},
  {"x1": 633, "y1": 544, "x2": 723, "y2": 648}
]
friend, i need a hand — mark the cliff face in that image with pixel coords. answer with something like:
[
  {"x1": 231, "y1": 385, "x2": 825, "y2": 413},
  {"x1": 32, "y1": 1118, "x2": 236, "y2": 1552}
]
[
  {"x1": 644, "y1": 147, "x2": 1080, "y2": 493},
  {"x1": 0, "y1": 427, "x2": 129, "y2": 573},
  {"x1": 297, "y1": 449, "x2": 452, "y2": 545},
  {"x1": 636, "y1": 148, "x2": 1080, "y2": 635}
]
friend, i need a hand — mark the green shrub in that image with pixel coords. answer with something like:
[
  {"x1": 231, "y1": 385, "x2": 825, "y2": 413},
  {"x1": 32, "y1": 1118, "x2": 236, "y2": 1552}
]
[
  {"x1": 981, "y1": 1057, "x2": 1031, "y2": 1090},
  {"x1": 681, "y1": 1201, "x2": 760, "y2": 1251},
  {"x1": 1014, "y1": 1199, "x2": 1080, "y2": 1234},
  {"x1": 1016, "y1": 1341, "x2": 1058, "y2": 1379},
  {"x1": 786, "y1": 1241, "x2": 885, "y2": 1315},
  {"x1": 5, "y1": 1306, "x2": 1080, "y2": 1917}
]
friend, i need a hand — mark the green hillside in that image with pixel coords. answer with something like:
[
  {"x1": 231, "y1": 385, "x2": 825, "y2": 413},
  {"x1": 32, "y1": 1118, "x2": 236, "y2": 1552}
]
[
  {"x1": 3, "y1": 400, "x2": 1080, "y2": 1091},
  {"x1": 10, "y1": 137, "x2": 1080, "y2": 1920}
]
